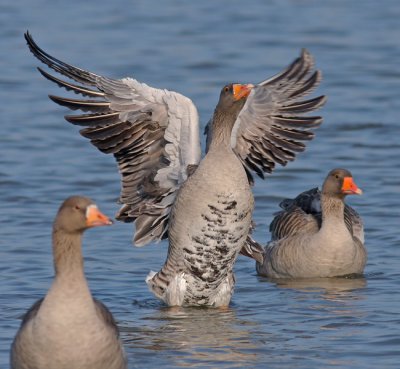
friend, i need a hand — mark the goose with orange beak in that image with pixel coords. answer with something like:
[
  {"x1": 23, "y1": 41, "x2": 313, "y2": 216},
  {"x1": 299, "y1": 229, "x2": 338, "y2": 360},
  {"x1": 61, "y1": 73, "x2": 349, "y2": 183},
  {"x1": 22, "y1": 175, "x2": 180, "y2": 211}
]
[
  {"x1": 257, "y1": 168, "x2": 366, "y2": 279},
  {"x1": 11, "y1": 196, "x2": 126, "y2": 369},
  {"x1": 25, "y1": 32, "x2": 326, "y2": 306}
]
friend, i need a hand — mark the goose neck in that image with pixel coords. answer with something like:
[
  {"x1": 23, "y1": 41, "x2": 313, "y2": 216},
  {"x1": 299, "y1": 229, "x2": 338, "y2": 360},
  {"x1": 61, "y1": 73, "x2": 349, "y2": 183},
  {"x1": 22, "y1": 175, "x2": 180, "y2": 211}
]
[
  {"x1": 52, "y1": 229, "x2": 85, "y2": 280},
  {"x1": 208, "y1": 109, "x2": 237, "y2": 149},
  {"x1": 320, "y1": 194, "x2": 345, "y2": 223}
]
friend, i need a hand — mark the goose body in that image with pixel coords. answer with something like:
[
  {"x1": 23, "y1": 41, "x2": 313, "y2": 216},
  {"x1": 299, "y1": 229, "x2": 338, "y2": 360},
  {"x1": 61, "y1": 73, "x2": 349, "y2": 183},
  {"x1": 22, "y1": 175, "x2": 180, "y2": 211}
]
[
  {"x1": 10, "y1": 196, "x2": 127, "y2": 369},
  {"x1": 148, "y1": 142, "x2": 254, "y2": 306},
  {"x1": 25, "y1": 32, "x2": 326, "y2": 306},
  {"x1": 257, "y1": 169, "x2": 366, "y2": 279}
]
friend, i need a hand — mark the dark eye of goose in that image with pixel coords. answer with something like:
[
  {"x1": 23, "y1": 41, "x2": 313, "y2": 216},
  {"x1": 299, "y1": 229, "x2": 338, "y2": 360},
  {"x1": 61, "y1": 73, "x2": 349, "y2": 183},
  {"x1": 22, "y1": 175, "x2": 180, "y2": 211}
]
[
  {"x1": 224, "y1": 86, "x2": 229, "y2": 93},
  {"x1": 75, "y1": 205, "x2": 81, "y2": 210}
]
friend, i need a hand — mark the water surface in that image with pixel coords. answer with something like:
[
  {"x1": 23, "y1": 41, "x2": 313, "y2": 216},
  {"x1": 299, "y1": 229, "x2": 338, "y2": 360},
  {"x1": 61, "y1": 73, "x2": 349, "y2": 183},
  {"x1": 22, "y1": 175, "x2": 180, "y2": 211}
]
[{"x1": 1, "y1": 1, "x2": 400, "y2": 368}]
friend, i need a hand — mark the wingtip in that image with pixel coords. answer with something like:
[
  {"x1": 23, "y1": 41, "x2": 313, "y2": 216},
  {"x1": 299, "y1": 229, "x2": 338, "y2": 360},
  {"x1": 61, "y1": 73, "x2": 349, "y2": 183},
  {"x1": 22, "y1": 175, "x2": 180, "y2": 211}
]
[
  {"x1": 48, "y1": 94, "x2": 69, "y2": 107},
  {"x1": 300, "y1": 48, "x2": 309, "y2": 56},
  {"x1": 37, "y1": 66, "x2": 48, "y2": 78},
  {"x1": 300, "y1": 48, "x2": 313, "y2": 61},
  {"x1": 24, "y1": 30, "x2": 35, "y2": 49},
  {"x1": 315, "y1": 69, "x2": 323, "y2": 83},
  {"x1": 37, "y1": 66, "x2": 56, "y2": 82},
  {"x1": 317, "y1": 95, "x2": 328, "y2": 109},
  {"x1": 300, "y1": 47, "x2": 312, "y2": 56},
  {"x1": 24, "y1": 31, "x2": 47, "y2": 63},
  {"x1": 48, "y1": 94, "x2": 58, "y2": 103}
]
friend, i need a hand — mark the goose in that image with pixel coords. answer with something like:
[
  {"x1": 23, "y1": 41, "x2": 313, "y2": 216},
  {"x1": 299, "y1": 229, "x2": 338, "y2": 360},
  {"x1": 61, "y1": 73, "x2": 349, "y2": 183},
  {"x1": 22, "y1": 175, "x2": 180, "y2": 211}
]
[
  {"x1": 256, "y1": 168, "x2": 366, "y2": 279},
  {"x1": 10, "y1": 196, "x2": 127, "y2": 369},
  {"x1": 25, "y1": 32, "x2": 325, "y2": 306}
]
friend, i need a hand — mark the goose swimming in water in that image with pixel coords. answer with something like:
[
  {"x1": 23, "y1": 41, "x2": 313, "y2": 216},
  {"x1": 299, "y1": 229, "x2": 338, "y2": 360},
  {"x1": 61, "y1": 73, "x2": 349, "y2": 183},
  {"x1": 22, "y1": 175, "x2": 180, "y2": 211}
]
[
  {"x1": 25, "y1": 32, "x2": 325, "y2": 306},
  {"x1": 10, "y1": 196, "x2": 127, "y2": 369},
  {"x1": 256, "y1": 168, "x2": 366, "y2": 279}
]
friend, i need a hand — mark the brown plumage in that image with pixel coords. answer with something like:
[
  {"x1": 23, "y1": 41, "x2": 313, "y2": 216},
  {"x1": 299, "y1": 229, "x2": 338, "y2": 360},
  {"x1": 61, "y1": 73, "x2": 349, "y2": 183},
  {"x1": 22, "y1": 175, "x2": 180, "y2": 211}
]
[
  {"x1": 10, "y1": 196, "x2": 127, "y2": 369},
  {"x1": 25, "y1": 32, "x2": 325, "y2": 306},
  {"x1": 257, "y1": 169, "x2": 366, "y2": 279}
]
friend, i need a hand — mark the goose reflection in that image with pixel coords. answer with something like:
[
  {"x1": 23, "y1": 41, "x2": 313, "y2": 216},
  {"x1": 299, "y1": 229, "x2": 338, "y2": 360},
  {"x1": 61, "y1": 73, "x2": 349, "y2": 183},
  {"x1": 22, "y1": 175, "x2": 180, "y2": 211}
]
[
  {"x1": 122, "y1": 306, "x2": 260, "y2": 368},
  {"x1": 269, "y1": 276, "x2": 367, "y2": 303}
]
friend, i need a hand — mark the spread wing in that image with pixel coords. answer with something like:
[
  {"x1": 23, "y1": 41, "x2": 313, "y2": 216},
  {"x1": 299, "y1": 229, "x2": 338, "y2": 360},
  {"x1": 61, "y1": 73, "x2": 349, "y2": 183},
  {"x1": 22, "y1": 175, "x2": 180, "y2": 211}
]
[
  {"x1": 231, "y1": 49, "x2": 326, "y2": 181},
  {"x1": 25, "y1": 32, "x2": 201, "y2": 246}
]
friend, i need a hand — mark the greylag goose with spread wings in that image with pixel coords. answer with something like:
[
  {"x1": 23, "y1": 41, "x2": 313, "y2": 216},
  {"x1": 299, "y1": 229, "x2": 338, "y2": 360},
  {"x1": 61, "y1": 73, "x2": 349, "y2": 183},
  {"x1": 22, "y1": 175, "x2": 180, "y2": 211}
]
[{"x1": 25, "y1": 32, "x2": 325, "y2": 306}]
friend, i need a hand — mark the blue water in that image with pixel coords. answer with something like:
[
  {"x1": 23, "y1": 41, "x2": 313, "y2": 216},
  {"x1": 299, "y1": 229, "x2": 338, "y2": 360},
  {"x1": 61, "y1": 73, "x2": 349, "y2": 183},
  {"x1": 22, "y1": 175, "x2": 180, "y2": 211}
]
[{"x1": 1, "y1": 1, "x2": 400, "y2": 368}]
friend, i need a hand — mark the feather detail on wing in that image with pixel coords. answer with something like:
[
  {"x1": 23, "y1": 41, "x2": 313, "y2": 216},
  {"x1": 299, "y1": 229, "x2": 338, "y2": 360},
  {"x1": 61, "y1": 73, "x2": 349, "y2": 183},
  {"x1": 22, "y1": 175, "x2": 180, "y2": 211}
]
[
  {"x1": 269, "y1": 206, "x2": 320, "y2": 241},
  {"x1": 25, "y1": 32, "x2": 201, "y2": 246},
  {"x1": 271, "y1": 188, "x2": 364, "y2": 243},
  {"x1": 239, "y1": 235, "x2": 264, "y2": 264},
  {"x1": 231, "y1": 49, "x2": 326, "y2": 182}
]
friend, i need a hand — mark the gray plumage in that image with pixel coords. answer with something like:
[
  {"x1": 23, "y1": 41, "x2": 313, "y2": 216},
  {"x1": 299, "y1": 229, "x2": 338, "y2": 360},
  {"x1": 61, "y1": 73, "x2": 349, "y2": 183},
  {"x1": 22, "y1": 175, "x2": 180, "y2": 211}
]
[
  {"x1": 10, "y1": 196, "x2": 127, "y2": 369},
  {"x1": 257, "y1": 169, "x2": 367, "y2": 279},
  {"x1": 25, "y1": 32, "x2": 325, "y2": 306}
]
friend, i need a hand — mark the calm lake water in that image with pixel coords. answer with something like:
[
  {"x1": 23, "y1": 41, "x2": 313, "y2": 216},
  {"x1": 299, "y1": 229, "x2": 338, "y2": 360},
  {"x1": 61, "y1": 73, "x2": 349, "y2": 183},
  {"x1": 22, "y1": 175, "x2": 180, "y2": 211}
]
[{"x1": 1, "y1": 1, "x2": 400, "y2": 368}]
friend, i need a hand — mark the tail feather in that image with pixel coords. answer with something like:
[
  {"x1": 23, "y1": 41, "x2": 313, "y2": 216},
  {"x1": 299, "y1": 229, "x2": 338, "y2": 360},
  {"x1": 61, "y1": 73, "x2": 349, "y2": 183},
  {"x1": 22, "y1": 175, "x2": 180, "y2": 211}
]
[{"x1": 240, "y1": 235, "x2": 264, "y2": 264}]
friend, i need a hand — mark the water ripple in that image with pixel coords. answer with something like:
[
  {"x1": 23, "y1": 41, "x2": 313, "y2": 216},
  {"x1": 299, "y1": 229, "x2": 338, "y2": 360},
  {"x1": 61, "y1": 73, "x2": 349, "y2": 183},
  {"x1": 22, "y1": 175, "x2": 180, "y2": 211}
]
[{"x1": 1, "y1": 1, "x2": 400, "y2": 368}]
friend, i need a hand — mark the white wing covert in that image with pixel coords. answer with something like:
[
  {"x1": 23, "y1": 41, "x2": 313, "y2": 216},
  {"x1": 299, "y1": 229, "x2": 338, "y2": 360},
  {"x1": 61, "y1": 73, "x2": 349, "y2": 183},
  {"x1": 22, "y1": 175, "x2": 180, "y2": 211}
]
[{"x1": 25, "y1": 32, "x2": 201, "y2": 246}]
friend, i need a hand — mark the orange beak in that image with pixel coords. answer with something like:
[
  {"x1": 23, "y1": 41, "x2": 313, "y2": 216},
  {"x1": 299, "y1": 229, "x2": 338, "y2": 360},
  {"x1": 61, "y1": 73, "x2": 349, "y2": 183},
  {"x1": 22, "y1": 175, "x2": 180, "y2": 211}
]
[
  {"x1": 232, "y1": 83, "x2": 253, "y2": 100},
  {"x1": 342, "y1": 177, "x2": 363, "y2": 195},
  {"x1": 86, "y1": 205, "x2": 113, "y2": 227}
]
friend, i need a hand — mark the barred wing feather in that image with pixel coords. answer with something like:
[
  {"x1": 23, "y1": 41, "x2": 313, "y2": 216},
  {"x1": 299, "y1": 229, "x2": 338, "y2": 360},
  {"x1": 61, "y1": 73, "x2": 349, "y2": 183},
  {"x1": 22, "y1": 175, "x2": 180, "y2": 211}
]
[
  {"x1": 231, "y1": 49, "x2": 326, "y2": 181},
  {"x1": 25, "y1": 32, "x2": 201, "y2": 246}
]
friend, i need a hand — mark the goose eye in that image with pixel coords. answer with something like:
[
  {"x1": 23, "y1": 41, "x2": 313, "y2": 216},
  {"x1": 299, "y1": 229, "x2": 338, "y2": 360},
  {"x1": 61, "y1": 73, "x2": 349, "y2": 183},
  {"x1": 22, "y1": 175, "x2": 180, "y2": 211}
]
[
  {"x1": 224, "y1": 86, "x2": 229, "y2": 92},
  {"x1": 75, "y1": 205, "x2": 81, "y2": 210},
  {"x1": 335, "y1": 174, "x2": 339, "y2": 179}
]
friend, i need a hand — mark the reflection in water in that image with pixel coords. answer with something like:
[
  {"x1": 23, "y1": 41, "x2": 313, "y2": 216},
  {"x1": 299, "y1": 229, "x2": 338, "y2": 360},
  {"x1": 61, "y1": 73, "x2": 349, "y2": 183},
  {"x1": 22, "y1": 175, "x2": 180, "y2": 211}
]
[
  {"x1": 273, "y1": 276, "x2": 367, "y2": 318},
  {"x1": 3, "y1": 0, "x2": 400, "y2": 367},
  {"x1": 122, "y1": 306, "x2": 261, "y2": 368},
  {"x1": 273, "y1": 276, "x2": 366, "y2": 298}
]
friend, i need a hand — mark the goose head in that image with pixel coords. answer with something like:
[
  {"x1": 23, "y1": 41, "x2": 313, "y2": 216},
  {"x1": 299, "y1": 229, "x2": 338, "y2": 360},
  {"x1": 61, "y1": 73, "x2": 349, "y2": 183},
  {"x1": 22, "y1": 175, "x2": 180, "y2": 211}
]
[
  {"x1": 216, "y1": 83, "x2": 253, "y2": 114},
  {"x1": 54, "y1": 196, "x2": 113, "y2": 234},
  {"x1": 322, "y1": 168, "x2": 363, "y2": 200}
]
